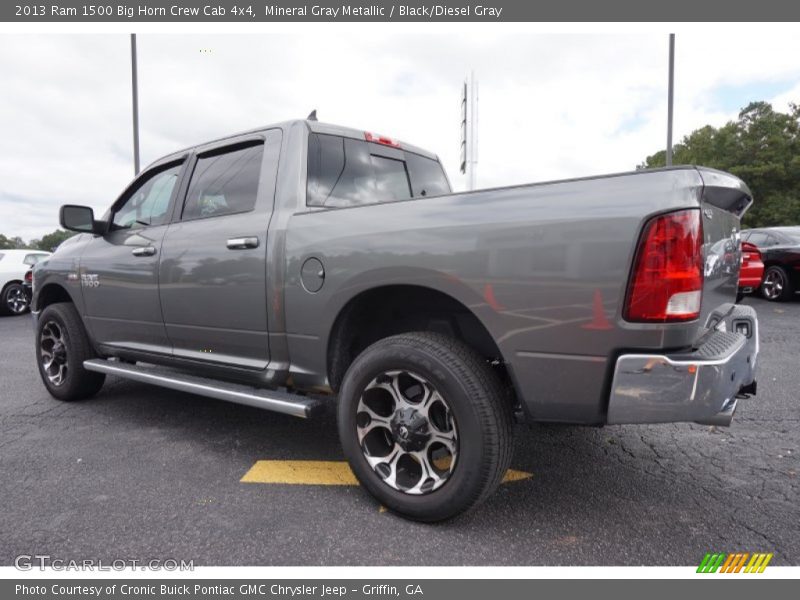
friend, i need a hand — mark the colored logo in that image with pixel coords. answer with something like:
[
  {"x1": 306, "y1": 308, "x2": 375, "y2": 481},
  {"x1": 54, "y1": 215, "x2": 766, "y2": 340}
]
[{"x1": 697, "y1": 552, "x2": 773, "y2": 573}]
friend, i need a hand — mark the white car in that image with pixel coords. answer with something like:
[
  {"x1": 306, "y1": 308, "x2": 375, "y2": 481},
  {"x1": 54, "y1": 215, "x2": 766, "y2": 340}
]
[{"x1": 0, "y1": 249, "x2": 51, "y2": 316}]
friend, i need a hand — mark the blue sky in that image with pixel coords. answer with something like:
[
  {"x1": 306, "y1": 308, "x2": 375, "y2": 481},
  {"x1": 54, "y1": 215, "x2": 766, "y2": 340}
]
[{"x1": 710, "y1": 80, "x2": 798, "y2": 113}]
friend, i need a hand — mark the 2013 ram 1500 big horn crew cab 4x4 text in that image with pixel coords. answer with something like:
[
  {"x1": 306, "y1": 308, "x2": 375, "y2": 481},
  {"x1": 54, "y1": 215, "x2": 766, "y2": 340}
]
[{"x1": 32, "y1": 119, "x2": 758, "y2": 521}]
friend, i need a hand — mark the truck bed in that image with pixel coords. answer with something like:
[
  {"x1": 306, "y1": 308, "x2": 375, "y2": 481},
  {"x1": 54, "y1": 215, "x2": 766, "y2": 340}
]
[{"x1": 281, "y1": 165, "x2": 751, "y2": 424}]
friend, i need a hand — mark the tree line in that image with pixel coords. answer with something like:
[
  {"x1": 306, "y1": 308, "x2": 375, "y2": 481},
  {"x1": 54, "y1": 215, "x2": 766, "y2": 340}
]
[
  {"x1": 640, "y1": 101, "x2": 800, "y2": 228},
  {"x1": 0, "y1": 230, "x2": 76, "y2": 252}
]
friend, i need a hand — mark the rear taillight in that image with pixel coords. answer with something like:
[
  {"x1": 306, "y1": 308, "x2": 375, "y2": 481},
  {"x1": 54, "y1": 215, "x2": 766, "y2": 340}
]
[
  {"x1": 624, "y1": 209, "x2": 703, "y2": 322},
  {"x1": 741, "y1": 242, "x2": 759, "y2": 264},
  {"x1": 24, "y1": 270, "x2": 33, "y2": 283}
]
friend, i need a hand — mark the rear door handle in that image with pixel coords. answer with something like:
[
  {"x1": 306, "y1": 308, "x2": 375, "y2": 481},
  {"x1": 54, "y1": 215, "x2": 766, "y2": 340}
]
[
  {"x1": 131, "y1": 246, "x2": 156, "y2": 257},
  {"x1": 227, "y1": 237, "x2": 259, "y2": 250}
]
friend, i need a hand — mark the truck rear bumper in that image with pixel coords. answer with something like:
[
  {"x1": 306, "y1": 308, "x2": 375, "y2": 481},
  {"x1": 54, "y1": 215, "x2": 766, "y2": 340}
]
[{"x1": 607, "y1": 305, "x2": 758, "y2": 427}]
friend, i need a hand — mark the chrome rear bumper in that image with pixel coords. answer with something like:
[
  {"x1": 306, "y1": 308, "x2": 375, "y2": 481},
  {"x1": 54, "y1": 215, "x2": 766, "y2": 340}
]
[{"x1": 607, "y1": 305, "x2": 758, "y2": 427}]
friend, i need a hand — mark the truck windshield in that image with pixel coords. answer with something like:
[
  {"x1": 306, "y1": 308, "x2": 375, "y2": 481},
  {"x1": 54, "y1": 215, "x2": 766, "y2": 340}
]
[{"x1": 307, "y1": 133, "x2": 449, "y2": 208}]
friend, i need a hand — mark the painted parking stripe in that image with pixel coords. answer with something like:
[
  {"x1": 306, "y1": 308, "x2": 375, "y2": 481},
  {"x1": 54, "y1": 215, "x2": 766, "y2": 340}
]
[
  {"x1": 241, "y1": 460, "x2": 358, "y2": 485},
  {"x1": 240, "y1": 460, "x2": 532, "y2": 486}
]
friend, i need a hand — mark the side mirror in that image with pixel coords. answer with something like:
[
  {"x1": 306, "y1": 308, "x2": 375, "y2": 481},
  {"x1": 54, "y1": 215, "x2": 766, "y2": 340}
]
[{"x1": 60, "y1": 205, "x2": 100, "y2": 234}]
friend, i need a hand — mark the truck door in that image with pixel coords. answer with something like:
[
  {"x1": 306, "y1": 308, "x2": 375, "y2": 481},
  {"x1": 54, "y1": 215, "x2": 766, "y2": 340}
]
[
  {"x1": 158, "y1": 130, "x2": 282, "y2": 369},
  {"x1": 80, "y1": 159, "x2": 186, "y2": 354}
]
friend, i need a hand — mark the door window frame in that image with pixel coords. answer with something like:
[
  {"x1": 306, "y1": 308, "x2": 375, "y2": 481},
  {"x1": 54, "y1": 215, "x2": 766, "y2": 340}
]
[{"x1": 107, "y1": 157, "x2": 189, "y2": 234}]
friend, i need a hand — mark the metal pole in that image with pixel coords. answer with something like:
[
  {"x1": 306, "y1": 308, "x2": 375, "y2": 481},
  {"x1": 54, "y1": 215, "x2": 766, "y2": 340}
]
[
  {"x1": 666, "y1": 33, "x2": 675, "y2": 167},
  {"x1": 130, "y1": 33, "x2": 141, "y2": 175},
  {"x1": 467, "y1": 71, "x2": 478, "y2": 190}
]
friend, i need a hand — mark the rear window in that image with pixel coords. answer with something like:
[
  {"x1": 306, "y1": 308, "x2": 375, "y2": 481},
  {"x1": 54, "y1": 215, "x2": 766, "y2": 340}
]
[
  {"x1": 406, "y1": 152, "x2": 450, "y2": 198},
  {"x1": 23, "y1": 253, "x2": 47, "y2": 265},
  {"x1": 779, "y1": 229, "x2": 800, "y2": 244},
  {"x1": 307, "y1": 133, "x2": 449, "y2": 207},
  {"x1": 745, "y1": 231, "x2": 769, "y2": 246}
]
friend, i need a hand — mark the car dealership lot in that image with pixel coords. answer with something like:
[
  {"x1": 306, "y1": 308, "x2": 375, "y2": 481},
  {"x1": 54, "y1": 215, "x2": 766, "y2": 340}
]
[{"x1": 0, "y1": 296, "x2": 797, "y2": 566}]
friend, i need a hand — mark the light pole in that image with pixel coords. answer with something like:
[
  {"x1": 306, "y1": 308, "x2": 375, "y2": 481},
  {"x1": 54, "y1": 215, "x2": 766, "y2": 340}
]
[
  {"x1": 131, "y1": 33, "x2": 141, "y2": 175},
  {"x1": 459, "y1": 71, "x2": 478, "y2": 190},
  {"x1": 666, "y1": 33, "x2": 675, "y2": 166}
]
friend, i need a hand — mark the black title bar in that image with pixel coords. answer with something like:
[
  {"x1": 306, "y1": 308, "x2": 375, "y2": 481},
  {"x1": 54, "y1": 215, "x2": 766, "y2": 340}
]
[{"x1": 5, "y1": 0, "x2": 800, "y2": 21}]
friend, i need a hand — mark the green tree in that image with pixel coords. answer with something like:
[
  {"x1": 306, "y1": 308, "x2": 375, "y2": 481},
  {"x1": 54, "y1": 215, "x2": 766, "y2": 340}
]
[
  {"x1": 0, "y1": 234, "x2": 29, "y2": 249},
  {"x1": 640, "y1": 101, "x2": 800, "y2": 228},
  {"x1": 34, "y1": 229, "x2": 77, "y2": 252}
]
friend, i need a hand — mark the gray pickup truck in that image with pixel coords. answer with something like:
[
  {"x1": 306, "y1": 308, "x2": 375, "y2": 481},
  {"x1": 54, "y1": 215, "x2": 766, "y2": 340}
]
[{"x1": 32, "y1": 118, "x2": 759, "y2": 521}]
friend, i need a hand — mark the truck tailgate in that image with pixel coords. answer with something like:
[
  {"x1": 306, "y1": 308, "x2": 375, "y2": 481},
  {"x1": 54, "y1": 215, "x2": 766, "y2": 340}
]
[
  {"x1": 607, "y1": 167, "x2": 757, "y2": 426},
  {"x1": 696, "y1": 167, "x2": 754, "y2": 329}
]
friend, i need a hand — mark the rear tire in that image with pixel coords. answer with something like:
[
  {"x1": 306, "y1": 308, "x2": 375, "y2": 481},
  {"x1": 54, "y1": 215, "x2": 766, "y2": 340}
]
[
  {"x1": 1, "y1": 282, "x2": 29, "y2": 316},
  {"x1": 337, "y1": 332, "x2": 514, "y2": 522},
  {"x1": 36, "y1": 302, "x2": 105, "y2": 401},
  {"x1": 761, "y1": 266, "x2": 793, "y2": 301}
]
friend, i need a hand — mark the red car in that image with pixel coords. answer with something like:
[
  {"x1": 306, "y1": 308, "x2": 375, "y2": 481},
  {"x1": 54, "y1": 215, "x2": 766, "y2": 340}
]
[{"x1": 738, "y1": 240, "x2": 764, "y2": 299}]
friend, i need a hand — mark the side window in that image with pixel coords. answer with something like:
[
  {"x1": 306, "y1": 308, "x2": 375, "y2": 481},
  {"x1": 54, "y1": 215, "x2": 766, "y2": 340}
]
[
  {"x1": 113, "y1": 163, "x2": 182, "y2": 229},
  {"x1": 747, "y1": 232, "x2": 767, "y2": 247},
  {"x1": 181, "y1": 143, "x2": 264, "y2": 221},
  {"x1": 406, "y1": 152, "x2": 450, "y2": 198}
]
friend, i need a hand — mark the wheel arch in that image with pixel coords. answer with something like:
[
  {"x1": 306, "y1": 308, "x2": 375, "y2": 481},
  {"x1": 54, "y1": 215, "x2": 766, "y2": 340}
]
[
  {"x1": 35, "y1": 282, "x2": 76, "y2": 312},
  {"x1": 1, "y1": 279, "x2": 23, "y2": 293},
  {"x1": 325, "y1": 283, "x2": 509, "y2": 394}
]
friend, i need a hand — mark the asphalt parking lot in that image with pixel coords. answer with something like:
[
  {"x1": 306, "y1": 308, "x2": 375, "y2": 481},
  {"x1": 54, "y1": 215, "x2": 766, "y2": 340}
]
[{"x1": 0, "y1": 295, "x2": 797, "y2": 566}]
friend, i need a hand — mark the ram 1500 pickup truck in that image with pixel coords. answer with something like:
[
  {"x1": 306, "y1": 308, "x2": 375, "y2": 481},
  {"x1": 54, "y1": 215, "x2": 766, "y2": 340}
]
[{"x1": 32, "y1": 119, "x2": 759, "y2": 521}]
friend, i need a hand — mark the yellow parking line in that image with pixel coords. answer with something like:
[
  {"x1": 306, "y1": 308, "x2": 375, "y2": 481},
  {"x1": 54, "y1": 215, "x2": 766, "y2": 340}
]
[
  {"x1": 502, "y1": 468, "x2": 533, "y2": 483},
  {"x1": 241, "y1": 460, "x2": 358, "y2": 485},
  {"x1": 240, "y1": 460, "x2": 532, "y2": 486}
]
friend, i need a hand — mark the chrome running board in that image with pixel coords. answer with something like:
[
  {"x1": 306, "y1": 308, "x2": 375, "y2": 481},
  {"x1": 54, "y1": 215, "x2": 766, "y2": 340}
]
[{"x1": 83, "y1": 359, "x2": 325, "y2": 419}]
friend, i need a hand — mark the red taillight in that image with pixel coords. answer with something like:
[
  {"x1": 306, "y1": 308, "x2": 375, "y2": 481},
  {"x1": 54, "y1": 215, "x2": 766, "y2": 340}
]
[
  {"x1": 364, "y1": 131, "x2": 400, "y2": 148},
  {"x1": 624, "y1": 209, "x2": 703, "y2": 322},
  {"x1": 24, "y1": 270, "x2": 33, "y2": 283},
  {"x1": 741, "y1": 242, "x2": 759, "y2": 263}
]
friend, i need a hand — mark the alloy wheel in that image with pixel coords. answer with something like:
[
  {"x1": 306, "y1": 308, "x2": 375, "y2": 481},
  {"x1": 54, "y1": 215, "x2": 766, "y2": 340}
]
[
  {"x1": 40, "y1": 321, "x2": 69, "y2": 386},
  {"x1": 356, "y1": 370, "x2": 458, "y2": 495},
  {"x1": 6, "y1": 287, "x2": 29, "y2": 314},
  {"x1": 762, "y1": 269, "x2": 785, "y2": 300}
]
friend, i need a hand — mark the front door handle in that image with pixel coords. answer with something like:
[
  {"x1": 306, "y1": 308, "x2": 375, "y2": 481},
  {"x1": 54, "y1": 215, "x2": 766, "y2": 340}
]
[
  {"x1": 227, "y1": 237, "x2": 259, "y2": 250},
  {"x1": 131, "y1": 246, "x2": 156, "y2": 257}
]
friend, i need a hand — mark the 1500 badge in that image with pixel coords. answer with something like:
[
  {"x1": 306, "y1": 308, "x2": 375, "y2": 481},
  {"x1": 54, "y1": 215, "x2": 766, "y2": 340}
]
[{"x1": 80, "y1": 274, "x2": 100, "y2": 288}]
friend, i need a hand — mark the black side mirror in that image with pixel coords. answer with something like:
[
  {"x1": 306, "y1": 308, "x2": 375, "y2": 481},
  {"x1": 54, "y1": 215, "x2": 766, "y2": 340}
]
[{"x1": 60, "y1": 205, "x2": 100, "y2": 233}]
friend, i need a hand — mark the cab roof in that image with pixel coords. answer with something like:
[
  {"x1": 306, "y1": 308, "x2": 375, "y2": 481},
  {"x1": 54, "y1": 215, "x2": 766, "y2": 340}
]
[{"x1": 152, "y1": 119, "x2": 439, "y2": 169}]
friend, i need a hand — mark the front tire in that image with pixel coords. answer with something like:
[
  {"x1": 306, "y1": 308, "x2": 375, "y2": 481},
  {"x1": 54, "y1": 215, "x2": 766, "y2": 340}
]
[
  {"x1": 36, "y1": 302, "x2": 105, "y2": 401},
  {"x1": 0, "y1": 282, "x2": 29, "y2": 316},
  {"x1": 337, "y1": 332, "x2": 513, "y2": 521},
  {"x1": 761, "y1": 265, "x2": 793, "y2": 301}
]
